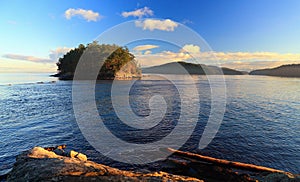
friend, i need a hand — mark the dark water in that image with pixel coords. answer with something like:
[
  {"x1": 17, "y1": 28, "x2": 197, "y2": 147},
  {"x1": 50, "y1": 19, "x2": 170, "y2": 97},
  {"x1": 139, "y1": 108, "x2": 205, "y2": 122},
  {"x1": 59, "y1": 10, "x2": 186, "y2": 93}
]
[{"x1": 0, "y1": 74, "x2": 299, "y2": 175}]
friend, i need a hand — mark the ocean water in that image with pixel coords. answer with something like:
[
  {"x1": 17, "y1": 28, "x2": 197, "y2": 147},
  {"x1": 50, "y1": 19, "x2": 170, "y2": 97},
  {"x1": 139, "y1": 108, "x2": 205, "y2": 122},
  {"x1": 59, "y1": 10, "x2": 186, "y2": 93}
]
[{"x1": 0, "y1": 73, "x2": 299, "y2": 175}]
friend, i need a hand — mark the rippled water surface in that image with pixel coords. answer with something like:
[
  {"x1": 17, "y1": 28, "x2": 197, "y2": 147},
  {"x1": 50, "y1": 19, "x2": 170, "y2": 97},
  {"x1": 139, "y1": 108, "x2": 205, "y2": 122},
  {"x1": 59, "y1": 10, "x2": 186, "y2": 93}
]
[{"x1": 0, "y1": 74, "x2": 299, "y2": 175}]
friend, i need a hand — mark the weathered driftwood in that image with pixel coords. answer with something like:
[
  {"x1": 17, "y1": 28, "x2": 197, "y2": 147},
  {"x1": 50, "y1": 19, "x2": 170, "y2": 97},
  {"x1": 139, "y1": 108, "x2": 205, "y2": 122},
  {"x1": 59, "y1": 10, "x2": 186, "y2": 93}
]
[{"x1": 168, "y1": 148, "x2": 290, "y2": 174}]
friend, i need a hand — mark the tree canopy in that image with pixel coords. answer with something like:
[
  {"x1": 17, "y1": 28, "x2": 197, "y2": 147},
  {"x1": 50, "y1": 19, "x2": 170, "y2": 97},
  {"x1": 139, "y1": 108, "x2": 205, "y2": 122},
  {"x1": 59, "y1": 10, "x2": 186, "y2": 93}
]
[{"x1": 56, "y1": 42, "x2": 141, "y2": 79}]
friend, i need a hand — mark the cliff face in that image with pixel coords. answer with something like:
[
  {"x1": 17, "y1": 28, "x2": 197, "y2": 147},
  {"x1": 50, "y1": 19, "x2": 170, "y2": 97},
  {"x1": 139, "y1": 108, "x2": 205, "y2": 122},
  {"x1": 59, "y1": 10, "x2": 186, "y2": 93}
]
[
  {"x1": 114, "y1": 61, "x2": 142, "y2": 79},
  {"x1": 7, "y1": 147, "x2": 201, "y2": 182},
  {"x1": 56, "y1": 60, "x2": 142, "y2": 80},
  {"x1": 249, "y1": 64, "x2": 300, "y2": 77}
]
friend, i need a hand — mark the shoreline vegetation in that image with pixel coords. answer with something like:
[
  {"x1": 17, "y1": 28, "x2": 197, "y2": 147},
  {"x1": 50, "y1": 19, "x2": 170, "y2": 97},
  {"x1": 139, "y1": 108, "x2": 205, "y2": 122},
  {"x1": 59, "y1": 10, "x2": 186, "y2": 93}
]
[
  {"x1": 51, "y1": 43, "x2": 300, "y2": 79},
  {"x1": 6, "y1": 146, "x2": 299, "y2": 181}
]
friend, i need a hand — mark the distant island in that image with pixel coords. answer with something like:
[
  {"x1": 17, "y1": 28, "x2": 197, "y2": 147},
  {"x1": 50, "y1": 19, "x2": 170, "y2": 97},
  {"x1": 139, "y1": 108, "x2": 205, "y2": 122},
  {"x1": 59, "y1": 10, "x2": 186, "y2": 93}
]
[
  {"x1": 143, "y1": 61, "x2": 246, "y2": 75},
  {"x1": 250, "y1": 64, "x2": 300, "y2": 77},
  {"x1": 53, "y1": 42, "x2": 141, "y2": 80}
]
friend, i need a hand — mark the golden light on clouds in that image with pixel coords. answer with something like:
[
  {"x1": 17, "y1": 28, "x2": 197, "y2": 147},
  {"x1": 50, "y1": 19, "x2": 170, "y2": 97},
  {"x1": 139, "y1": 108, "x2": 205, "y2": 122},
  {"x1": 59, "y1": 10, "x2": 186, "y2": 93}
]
[
  {"x1": 135, "y1": 44, "x2": 300, "y2": 70},
  {"x1": 133, "y1": 44, "x2": 159, "y2": 51},
  {"x1": 0, "y1": 59, "x2": 56, "y2": 73}
]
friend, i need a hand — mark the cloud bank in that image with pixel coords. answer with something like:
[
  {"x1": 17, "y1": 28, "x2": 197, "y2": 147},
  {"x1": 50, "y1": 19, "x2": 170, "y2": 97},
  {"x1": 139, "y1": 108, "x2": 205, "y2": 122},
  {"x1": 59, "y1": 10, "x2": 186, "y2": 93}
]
[
  {"x1": 65, "y1": 8, "x2": 101, "y2": 22},
  {"x1": 135, "y1": 44, "x2": 300, "y2": 70}
]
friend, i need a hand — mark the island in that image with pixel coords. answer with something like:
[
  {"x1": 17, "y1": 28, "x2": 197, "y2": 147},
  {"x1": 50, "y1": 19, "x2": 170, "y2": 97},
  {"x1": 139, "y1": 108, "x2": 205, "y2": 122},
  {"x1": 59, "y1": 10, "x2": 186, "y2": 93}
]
[
  {"x1": 249, "y1": 64, "x2": 300, "y2": 77},
  {"x1": 142, "y1": 62, "x2": 246, "y2": 75},
  {"x1": 53, "y1": 42, "x2": 142, "y2": 80}
]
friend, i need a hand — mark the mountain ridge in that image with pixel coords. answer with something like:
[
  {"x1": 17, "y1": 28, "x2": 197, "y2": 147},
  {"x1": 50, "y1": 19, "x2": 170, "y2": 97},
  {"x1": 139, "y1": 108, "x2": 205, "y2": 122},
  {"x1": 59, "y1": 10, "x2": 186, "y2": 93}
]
[
  {"x1": 142, "y1": 61, "x2": 246, "y2": 75},
  {"x1": 249, "y1": 64, "x2": 300, "y2": 77}
]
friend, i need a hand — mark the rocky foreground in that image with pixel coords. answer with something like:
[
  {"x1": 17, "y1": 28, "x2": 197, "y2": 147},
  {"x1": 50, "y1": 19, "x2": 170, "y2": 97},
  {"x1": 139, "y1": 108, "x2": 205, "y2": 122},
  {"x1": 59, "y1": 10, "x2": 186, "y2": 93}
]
[
  {"x1": 7, "y1": 147, "x2": 201, "y2": 182},
  {"x1": 7, "y1": 147, "x2": 300, "y2": 182}
]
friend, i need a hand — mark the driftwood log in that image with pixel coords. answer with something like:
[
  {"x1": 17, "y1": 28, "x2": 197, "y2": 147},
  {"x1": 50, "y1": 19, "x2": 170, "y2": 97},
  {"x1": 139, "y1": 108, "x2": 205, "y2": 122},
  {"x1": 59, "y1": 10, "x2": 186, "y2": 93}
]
[{"x1": 168, "y1": 148, "x2": 292, "y2": 175}]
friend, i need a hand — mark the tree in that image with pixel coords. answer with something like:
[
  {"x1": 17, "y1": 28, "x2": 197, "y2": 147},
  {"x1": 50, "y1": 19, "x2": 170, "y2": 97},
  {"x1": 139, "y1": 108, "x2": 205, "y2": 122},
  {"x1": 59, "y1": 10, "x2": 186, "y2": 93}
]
[{"x1": 56, "y1": 42, "x2": 141, "y2": 79}]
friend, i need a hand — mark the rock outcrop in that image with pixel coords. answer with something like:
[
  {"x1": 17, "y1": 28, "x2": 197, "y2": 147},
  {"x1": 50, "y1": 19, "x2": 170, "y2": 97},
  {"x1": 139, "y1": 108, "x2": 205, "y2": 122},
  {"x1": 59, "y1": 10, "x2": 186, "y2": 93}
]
[{"x1": 7, "y1": 147, "x2": 202, "y2": 182}]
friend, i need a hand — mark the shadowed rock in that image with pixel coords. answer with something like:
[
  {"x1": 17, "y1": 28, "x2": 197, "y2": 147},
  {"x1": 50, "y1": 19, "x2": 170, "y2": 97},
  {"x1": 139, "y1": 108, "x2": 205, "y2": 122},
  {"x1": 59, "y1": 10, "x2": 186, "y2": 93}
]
[{"x1": 7, "y1": 147, "x2": 202, "y2": 182}]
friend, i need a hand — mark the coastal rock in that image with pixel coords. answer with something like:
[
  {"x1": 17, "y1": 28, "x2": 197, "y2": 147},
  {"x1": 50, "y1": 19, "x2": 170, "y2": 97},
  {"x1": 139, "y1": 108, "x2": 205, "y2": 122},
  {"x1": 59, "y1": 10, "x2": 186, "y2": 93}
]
[
  {"x1": 263, "y1": 173, "x2": 300, "y2": 182},
  {"x1": 7, "y1": 147, "x2": 202, "y2": 182}
]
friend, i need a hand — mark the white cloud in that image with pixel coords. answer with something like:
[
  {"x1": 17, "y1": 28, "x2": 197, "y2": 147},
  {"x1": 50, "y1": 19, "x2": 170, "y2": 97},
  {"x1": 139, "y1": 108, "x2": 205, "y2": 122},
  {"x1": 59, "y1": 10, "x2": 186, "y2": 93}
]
[
  {"x1": 122, "y1": 7, "x2": 153, "y2": 18},
  {"x1": 64, "y1": 8, "x2": 101, "y2": 22},
  {"x1": 135, "y1": 19, "x2": 178, "y2": 31},
  {"x1": 133, "y1": 44, "x2": 159, "y2": 51}
]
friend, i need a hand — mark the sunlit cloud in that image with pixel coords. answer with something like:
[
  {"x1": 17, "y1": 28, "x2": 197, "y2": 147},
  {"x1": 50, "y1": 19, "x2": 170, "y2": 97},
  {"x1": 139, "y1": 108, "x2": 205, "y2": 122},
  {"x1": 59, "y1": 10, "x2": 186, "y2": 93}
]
[
  {"x1": 3, "y1": 54, "x2": 51, "y2": 63},
  {"x1": 2, "y1": 47, "x2": 72, "y2": 64},
  {"x1": 180, "y1": 44, "x2": 200, "y2": 54},
  {"x1": 206, "y1": 51, "x2": 300, "y2": 62},
  {"x1": 0, "y1": 59, "x2": 56, "y2": 73},
  {"x1": 64, "y1": 8, "x2": 102, "y2": 22},
  {"x1": 135, "y1": 19, "x2": 178, "y2": 31},
  {"x1": 220, "y1": 61, "x2": 300, "y2": 71},
  {"x1": 144, "y1": 50, "x2": 152, "y2": 55},
  {"x1": 135, "y1": 44, "x2": 300, "y2": 69},
  {"x1": 133, "y1": 44, "x2": 159, "y2": 51},
  {"x1": 136, "y1": 50, "x2": 191, "y2": 67},
  {"x1": 122, "y1": 7, "x2": 153, "y2": 18}
]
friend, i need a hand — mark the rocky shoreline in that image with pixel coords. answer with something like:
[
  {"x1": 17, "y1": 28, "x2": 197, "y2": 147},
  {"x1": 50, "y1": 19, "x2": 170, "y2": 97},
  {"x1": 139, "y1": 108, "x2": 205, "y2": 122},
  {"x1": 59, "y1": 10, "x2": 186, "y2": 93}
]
[
  {"x1": 5, "y1": 147, "x2": 300, "y2": 182},
  {"x1": 6, "y1": 147, "x2": 201, "y2": 182}
]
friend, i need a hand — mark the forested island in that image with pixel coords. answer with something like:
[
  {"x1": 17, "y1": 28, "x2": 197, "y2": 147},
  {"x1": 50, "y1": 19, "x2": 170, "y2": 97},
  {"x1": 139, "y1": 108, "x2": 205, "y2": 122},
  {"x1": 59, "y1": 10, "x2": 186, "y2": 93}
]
[
  {"x1": 250, "y1": 64, "x2": 300, "y2": 77},
  {"x1": 54, "y1": 42, "x2": 141, "y2": 80},
  {"x1": 143, "y1": 62, "x2": 245, "y2": 75},
  {"x1": 53, "y1": 43, "x2": 299, "y2": 79}
]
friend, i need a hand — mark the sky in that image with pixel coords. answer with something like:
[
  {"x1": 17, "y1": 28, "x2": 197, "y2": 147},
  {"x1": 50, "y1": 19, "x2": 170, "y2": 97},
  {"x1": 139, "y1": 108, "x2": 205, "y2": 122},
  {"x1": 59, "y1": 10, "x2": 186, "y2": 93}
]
[{"x1": 1, "y1": 0, "x2": 300, "y2": 72}]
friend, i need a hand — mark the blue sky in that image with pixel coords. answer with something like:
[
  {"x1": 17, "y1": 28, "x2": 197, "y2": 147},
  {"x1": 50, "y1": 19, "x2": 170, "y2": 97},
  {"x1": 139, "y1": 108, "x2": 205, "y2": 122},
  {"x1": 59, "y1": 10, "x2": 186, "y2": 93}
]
[{"x1": 1, "y1": 0, "x2": 300, "y2": 72}]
